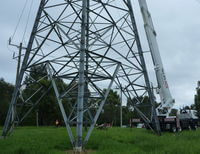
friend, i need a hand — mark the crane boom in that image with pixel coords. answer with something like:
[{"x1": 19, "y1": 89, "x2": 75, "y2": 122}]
[{"x1": 138, "y1": 0, "x2": 175, "y2": 116}]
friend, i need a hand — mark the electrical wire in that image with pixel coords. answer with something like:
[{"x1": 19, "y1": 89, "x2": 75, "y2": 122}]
[
  {"x1": 11, "y1": 0, "x2": 29, "y2": 41},
  {"x1": 22, "y1": 0, "x2": 34, "y2": 45}
]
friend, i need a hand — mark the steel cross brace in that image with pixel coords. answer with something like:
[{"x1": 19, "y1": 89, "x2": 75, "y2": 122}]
[{"x1": 47, "y1": 63, "x2": 75, "y2": 146}]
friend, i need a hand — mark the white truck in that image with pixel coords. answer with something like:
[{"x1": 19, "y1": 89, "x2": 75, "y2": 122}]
[
  {"x1": 138, "y1": 0, "x2": 199, "y2": 132},
  {"x1": 177, "y1": 109, "x2": 198, "y2": 130}
]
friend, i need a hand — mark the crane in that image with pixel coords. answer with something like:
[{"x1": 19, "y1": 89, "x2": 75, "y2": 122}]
[
  {"x1": 136, "y1": 0, "x2": 199, "y2": 132},
  {"x1": 138, "y1": 0, "x2": 175, "y2": 117}
]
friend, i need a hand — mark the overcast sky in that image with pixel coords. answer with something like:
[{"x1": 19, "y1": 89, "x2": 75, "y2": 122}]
[{"x1": 0, "y1": 0, "x2": 200, "y2": 109}]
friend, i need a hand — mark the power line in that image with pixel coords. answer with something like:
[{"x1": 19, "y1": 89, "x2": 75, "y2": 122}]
[
  {"x1": 11, "y1": 0, "x2": 29, "y2": 41},
  {"x1": 22, "y1": 0, "x2": 34, "y2": 45}
]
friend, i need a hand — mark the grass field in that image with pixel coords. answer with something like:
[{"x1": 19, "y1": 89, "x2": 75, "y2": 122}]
[{"x1": 0, "y1": 127, "x2": 200, "y2": 154}]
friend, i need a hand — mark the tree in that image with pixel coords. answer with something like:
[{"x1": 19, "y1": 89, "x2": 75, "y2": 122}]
[
  {"x1": 122, "y1": 105, "x2": 134, "y2": 126},
  {"x1": 169, "y1": 108, "x2": 178, "y2": 116},
  {"x1": 0, "y1": 78, "x2": 14, "y2": 125},
  {"x1": 21, "y1": 64, "x2": 70, "y2": 126},
  {"x1": 195, "y1": 88, "x2": 200, "y2": 118},
  {"x1": 190, "y1": 104, "x2": 196, "y2": 110},
  {"x1": 98, "y1": 89, "x2": 121, "y2": 126}
]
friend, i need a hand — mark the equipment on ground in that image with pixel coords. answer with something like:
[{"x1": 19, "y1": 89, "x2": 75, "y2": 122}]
[{"x1": 177, "y1": 109, "x2": 198, "y2": 130}]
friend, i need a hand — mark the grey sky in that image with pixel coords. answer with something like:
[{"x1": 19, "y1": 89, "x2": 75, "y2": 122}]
[{"x1": 0, "y1": 0, "x2": 200, "y2": 109}]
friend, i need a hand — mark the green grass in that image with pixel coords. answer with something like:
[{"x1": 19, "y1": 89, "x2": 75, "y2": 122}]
[{"x1": 0, "y1": 127, "x2": 200, "y2": 154}]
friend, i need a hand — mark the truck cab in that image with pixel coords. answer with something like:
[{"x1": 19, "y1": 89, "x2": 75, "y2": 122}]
[{"x1": 177, "y1": 109, "x2": 199, "y2": 130}]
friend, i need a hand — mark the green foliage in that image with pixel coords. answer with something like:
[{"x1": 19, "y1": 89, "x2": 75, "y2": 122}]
[
  {"x1": 21, "y1": 65, "x2": 69, "y2": 126},
  {"x1": 169, "y1": 108, "x2": 178, "y2": 116},
  {"x1": 0, "y1": 73, "x2": 154, "y2": 128},
  {"x1": 1, "y1": 127, "x2": 200, "y2": 154},
  {"x1": 98, "y1": 90, "x2": 121, "y2": 126},
  {"x1": 190, "y1": 104, "x2": 196, "y2": 110},
  {"x1": 195, "y1": 89, "x2": 200, "y2": 118},
  {"x1": 0, "y1": 78, "x2": 14, "y2": 125},
  {"x1": 0, "y1": 68, "x2": 154, "y2": 127}
]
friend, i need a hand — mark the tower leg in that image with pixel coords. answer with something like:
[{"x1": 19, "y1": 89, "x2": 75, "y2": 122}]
[
  {"x1": 127, "y1": 0, "x2": 161, "y2": 135},
  {"x1": 2, "y1": 0, "x2": 46, "y2": 137},
  {"x1": 75, "y1": 0, "x2": 87, "y2": 151}
]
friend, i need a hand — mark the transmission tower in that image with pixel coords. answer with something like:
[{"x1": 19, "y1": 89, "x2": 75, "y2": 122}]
[{"x1": 2, "y1": 0, "x2": 160, "y2": 151}]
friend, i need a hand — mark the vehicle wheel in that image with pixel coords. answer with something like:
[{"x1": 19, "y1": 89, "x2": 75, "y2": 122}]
[
  {"x1": 171, "y1": 126, "x2": 177, "y2": 133},
  {"x1": 188, "y1": 125, "x2": 192, "y2": 131}
]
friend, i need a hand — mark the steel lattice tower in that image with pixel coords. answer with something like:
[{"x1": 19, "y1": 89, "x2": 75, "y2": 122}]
[{"x1": 2, "y1": 0, "x2": 160, "y2": 151}]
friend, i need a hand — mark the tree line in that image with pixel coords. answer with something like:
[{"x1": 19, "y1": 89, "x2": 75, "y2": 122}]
[
  {"x1": 0, "y1": 76, "x2": 144, "y2": 127},
  {"x1": 1, "y1": 71, "x2": 200, "y2": 127}
]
